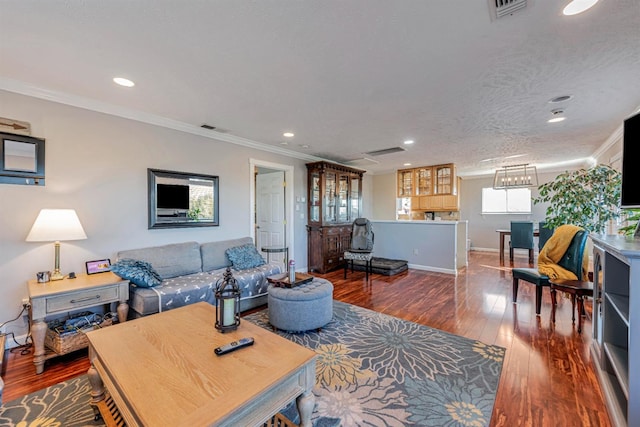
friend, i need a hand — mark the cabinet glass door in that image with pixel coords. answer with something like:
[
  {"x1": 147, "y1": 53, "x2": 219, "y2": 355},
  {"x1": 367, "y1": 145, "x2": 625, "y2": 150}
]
[
  {"x1": 337, "y1": 174, "x2": 349, "y2": 222},
  {"x1": 416, "y1": 167, "x2": 432, "y2": 195},
  {"x1": 398, "y1": 170, "x2": 413, "y2": 197},
  {"x1": 350, "y1": 176, "x2": 360, "y2": 220},
  {"x1": 310, "y1": 172, "x2": 320, "y2": 222},
  {"x1": 435, "y1": 165, "x2": 452, "y2": 194},
  {"x1": 324, "y1": 172, "x2": 336, "y2": 222}
]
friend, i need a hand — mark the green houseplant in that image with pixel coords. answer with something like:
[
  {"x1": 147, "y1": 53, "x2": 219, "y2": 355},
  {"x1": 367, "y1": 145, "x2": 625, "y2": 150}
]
[
  {"x1": 618, "y1": 209, "x2": 640, "y2": 236},
  {"x1": 533, "y1": 164, "x2": 622, "y2": 234}
]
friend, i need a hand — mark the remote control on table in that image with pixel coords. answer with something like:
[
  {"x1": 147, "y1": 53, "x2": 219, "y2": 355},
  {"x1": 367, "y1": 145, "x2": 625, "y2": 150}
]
[{"x1": 214, "y1": 337, "x2": 254, "y2": 356}]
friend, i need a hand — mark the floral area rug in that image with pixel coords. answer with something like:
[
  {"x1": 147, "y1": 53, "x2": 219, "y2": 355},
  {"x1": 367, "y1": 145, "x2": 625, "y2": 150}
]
[
  {"x1": 0, "y1": 301, "x2": 504, "y2": 427},
  {"x1": 245, "y1": 301, "x2": 505, "y2": 427}
]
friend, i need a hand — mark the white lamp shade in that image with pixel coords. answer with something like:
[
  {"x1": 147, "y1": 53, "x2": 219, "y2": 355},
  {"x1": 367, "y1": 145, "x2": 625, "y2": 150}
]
[{"x1": 26, "y1": 209, "x2": 88, "y2": 242}]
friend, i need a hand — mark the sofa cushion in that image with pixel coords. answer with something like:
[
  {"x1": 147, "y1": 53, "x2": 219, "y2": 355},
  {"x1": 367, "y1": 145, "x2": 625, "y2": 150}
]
[
  {"x1": 201, "y1": 237, "x2": 253, "y2": 271},
  {"x1": 111, "y1": 259, "x2": 162, "y2": 288},
  {"x1": 117, "y1": 241, "x2": 202, "y2": 279},
  {"x1": 226, "y1": 244, "x2": 266, "y2": 270}
]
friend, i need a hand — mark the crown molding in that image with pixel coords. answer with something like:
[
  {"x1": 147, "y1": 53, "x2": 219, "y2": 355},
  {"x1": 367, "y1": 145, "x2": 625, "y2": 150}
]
[
  {"x1": 0, "y1": 77, "x2": 323, "y2": 163},
  {"x1": 591, "y1": 124, "x2": 623, "y2": 162}
]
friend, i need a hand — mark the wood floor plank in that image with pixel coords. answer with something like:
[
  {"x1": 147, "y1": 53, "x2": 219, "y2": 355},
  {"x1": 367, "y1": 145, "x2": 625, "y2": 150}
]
[{"x1": 1, "y1": 251, "x2": 611, "y2": 426}]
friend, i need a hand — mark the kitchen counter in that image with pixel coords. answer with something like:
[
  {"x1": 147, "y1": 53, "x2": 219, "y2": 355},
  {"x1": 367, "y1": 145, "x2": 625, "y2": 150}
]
[{"x1": 370, "y1": 220, "x2": 468, "y2": 274}]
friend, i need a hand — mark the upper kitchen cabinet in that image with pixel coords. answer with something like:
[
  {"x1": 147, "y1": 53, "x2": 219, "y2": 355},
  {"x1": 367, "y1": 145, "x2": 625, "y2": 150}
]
[
  {"x1": 434, "y1": 164, "x2": 456, "y2": 195},
  {"x1": 397, "y1": 168, "x2": 414, "y2": 198},
  {"x1": 397, "y1": 163, "x2": 459, "y2": 212}
]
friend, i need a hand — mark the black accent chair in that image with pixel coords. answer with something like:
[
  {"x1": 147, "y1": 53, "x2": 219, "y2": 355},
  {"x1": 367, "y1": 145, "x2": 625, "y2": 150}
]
[
  {"x1": 344, "y1": 218, "x2": 374, "y2": 279},
  {"x1": 512, "y1": 229, "x2": 589, "y2": 315},
  {"x1": 510, "y1": 221, "x2": 535, "y2": 264},
  {"x1": 538, "y1": 221, "x2": 554, "y2": 252}
]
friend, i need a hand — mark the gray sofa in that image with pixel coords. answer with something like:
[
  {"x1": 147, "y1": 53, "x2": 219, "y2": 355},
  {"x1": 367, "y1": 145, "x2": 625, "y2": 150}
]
[{"x1": 117, "y1": 237, "x2": 281, "y2": 318}]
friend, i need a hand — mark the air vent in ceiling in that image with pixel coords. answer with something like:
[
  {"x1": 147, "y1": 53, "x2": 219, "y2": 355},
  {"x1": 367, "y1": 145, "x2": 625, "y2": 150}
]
[
  {"x1": 344, "y1": 157, "x2": 380, "y2": 166},
  {"x1": 364, "y1": 147, "x2": 406, "y2": 156},
  {"x1": 491, "y1": 0, "x2": 527, "y2": 19}
]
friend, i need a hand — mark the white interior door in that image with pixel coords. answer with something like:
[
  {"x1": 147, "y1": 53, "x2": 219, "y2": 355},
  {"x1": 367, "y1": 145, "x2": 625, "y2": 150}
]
[{"x1": 256, "y1": 170, "x2": 286, "y2": 267}]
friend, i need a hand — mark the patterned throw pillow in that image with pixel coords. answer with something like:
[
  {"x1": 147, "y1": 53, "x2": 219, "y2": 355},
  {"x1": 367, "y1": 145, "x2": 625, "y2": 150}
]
[
  {"x1": 111, "y1": 258, "x2": 162, "y2": 287},
  {"x1": 225, "y1": 244, "x2": 265, "y2": 270}
]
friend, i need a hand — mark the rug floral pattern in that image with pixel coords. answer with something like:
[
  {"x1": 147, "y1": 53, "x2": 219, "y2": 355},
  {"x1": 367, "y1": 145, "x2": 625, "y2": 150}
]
[
  {"x1": 0, "y1": 301, "x2": 504, "y2": 427},
  {"x1": 245, "y1": 301, "x2": 505, "y2": 427}
]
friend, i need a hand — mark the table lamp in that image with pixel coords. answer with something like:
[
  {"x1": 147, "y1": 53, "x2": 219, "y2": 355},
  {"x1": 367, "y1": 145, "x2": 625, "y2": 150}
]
[{"x1": 26, "y1": 209, "x2": 87, "y2": 281}]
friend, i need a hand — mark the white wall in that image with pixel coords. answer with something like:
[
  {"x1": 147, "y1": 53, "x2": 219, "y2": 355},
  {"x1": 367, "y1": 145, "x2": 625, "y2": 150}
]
[
  {"x1": 371, "y1": 172, "x2": 396, "y2": 220},
  {"x1": 0, "y1": 90, "x2": 313, "y2": 338}
]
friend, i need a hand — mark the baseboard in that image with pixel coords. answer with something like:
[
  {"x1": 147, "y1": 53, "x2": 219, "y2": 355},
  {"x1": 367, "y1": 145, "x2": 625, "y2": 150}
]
[
  {"x1": 408, "y1": 264, "x2": 457, "y2": 275},
  {"x1": 2, "y1": 333, "x2": 28, "y2": 350},
  {"x1": 470, "y1": 247, "x2": 499, "y2": 252}
]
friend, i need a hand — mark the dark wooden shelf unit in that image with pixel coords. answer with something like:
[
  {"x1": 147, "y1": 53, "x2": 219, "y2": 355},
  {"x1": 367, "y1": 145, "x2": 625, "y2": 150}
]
[{"x1": 306, "y1": 161, "x2": 364, "y2": 273}]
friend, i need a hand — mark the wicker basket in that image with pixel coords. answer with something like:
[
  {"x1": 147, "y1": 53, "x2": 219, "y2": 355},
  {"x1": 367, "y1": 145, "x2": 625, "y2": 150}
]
[
  {"x1": 45, "y1": 318, "x2": 113, "y2": 354},
  {"x1": 263, "y1": 413, "x2": 297, "y2": 427}
]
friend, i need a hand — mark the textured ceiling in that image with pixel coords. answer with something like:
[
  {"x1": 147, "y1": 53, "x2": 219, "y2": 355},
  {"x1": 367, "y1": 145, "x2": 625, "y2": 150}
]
[{"x1": 1, "y1": 1, "x2": 639, "y2": 176}]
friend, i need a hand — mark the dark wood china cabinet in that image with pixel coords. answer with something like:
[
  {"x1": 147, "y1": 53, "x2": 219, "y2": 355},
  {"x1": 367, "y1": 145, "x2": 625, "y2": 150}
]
[{"x1": 306, "y1": 161, "x2": 364, "y2": 273}]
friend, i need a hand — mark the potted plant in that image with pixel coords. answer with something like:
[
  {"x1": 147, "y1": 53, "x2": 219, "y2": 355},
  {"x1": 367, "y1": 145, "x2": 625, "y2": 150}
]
[
  {"x1": 618, "y1": 209, "x2": 640, "y2": 236},
  {"x1": 533, "y1": 164, "x2": 621, "y2": 234}
]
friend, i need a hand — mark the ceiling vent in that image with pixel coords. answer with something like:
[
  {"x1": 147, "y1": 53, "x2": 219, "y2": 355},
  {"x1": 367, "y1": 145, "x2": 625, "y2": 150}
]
[
  {"x1": 490, "y1": 0, "x2": 527, "y2": 19},
  {"x1": 344, "y1": 157, "x2": 380, "y2": 166},
  {"x1": 364, "y1": 147, "x2": 406, "y2": 156}
]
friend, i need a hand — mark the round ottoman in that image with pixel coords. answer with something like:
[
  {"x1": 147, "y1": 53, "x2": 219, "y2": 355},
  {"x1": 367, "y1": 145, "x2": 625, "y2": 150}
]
[{"x1": 268, "y1": 278, "x2": 334, "y2": 332}]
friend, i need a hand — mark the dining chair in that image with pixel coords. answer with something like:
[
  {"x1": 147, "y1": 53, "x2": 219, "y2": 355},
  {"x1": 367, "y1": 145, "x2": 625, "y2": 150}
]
[
  {"x1": 510, "y1": 221, "x2": 535, "y2": 264},
  {"x1": 512, "y1": 228, "x2": 589, "y2": 315},
  {"x1": 538, "y1": 221, "x2": 554, "y2": 252}
]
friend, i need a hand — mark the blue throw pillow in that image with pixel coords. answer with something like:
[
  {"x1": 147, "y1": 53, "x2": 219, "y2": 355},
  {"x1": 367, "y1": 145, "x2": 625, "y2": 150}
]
[
  {"x1": 225, "y1": 244, "x2": 265, "y2": 270},
  {"x1": 111, "y1": 258, "x2": 162, "y2": 288}
]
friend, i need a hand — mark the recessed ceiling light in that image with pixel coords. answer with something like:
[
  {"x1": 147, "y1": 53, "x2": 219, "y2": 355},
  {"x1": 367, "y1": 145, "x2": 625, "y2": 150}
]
[
  {"x1": 404, "y1": 163, "x2": 412, "y2": 166},
  {"x1": 113, "y1": 77, "x2": 135, "y2": 87},
  {"x1": 283, "y1": 132, "x2": 294, "y2": 138},
  {"x1": 404, "y1": 140, "x2": 414, "y2": 145},
  {"x1": 563, "y1": 0, "x2": 599, "y2": 16},
  {"x1": 548, "y1": 117, "x2": 566, "y2": 123}
]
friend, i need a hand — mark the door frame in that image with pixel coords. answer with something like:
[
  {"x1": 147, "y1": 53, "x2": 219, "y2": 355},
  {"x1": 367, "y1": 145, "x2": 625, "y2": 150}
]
[{"x1": 249, "y1": 158, "x2": 295, "y2": 264}]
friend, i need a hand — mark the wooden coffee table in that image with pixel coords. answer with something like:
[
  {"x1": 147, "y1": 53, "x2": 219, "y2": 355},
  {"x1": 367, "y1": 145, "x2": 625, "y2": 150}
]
[{"x1": 85, "y1": 302, "x2": 316, "y2": 426}]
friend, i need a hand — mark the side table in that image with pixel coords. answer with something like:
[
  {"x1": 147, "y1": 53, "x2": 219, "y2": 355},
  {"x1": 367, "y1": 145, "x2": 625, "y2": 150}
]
[
  {"x1": 261, "y1": 245, "x2": 289, "y2": 266},
  {"x1": 28, "y1": 271, "x2": 129, "y2": 374}
]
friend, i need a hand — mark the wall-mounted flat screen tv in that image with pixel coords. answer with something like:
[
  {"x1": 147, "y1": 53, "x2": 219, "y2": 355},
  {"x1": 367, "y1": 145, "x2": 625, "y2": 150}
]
[
  {"x1": 620, "y1": 111, "x2": 640, "y2": 209},
  {"x1": 157, "y1": 184, "x2": 190, "y2": 210}
]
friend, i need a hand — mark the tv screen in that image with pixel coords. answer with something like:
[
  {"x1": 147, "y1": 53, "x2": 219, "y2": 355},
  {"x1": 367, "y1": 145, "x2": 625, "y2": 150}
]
[
  {"x1": 621, "y1": 111, "x2": 640, "y2": 209},
  {"x1": 157, "y1": 184, "x2": 190, "y2": 209}
]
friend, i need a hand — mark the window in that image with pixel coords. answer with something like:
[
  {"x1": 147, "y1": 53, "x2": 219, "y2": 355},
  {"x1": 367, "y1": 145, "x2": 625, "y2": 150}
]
[{"x1": 482, "y1": 187, "x2": 531, "y2": 214}]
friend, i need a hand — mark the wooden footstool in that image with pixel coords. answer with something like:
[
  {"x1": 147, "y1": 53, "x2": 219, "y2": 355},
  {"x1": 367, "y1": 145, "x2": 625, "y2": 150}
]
[{"x1": 549, "y1": 278, "x2": 593, "y2": 333}]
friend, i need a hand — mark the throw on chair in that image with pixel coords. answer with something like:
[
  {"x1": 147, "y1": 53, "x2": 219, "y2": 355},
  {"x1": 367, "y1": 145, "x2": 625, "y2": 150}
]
[
  {"x1": 344, "y1": 218, "x2": 374, "y2": 279},
  {"x1": 512, "y1": 225, "x2": 589, "y2": 315}
]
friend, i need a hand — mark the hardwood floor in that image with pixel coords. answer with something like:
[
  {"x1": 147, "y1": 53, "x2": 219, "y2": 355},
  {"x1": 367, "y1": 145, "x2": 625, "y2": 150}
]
[{"x1": 1, "y1": 251, "x2": 610, "y2": 426}]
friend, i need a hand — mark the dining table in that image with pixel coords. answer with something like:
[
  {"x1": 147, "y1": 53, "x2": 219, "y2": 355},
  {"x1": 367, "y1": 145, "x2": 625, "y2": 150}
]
[{"x1": 496, "y1": 228, "x2": 540, "y2": 264}]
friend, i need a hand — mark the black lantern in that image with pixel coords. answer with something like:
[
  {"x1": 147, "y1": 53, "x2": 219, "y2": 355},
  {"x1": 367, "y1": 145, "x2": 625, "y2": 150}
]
[{"x1": 215, "y1": 267, "x2": 241, "y2": 333}]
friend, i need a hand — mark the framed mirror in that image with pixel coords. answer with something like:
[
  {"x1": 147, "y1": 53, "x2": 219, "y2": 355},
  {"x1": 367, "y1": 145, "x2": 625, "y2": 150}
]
[
  {"x1": 0, "y1": 131, "x2": 45, "y2": 185},
  {"x1": 148, "y1": 168, "x2": 219, "y2": 229}
]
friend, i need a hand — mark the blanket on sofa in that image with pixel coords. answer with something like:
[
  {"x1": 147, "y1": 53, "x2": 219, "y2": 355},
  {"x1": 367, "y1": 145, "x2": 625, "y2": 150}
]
[{"x1": 137, "y1": 263, "x2": 281, "y2": 314}]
